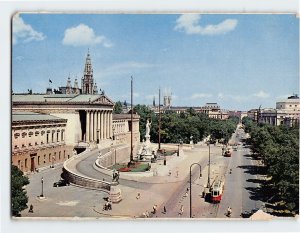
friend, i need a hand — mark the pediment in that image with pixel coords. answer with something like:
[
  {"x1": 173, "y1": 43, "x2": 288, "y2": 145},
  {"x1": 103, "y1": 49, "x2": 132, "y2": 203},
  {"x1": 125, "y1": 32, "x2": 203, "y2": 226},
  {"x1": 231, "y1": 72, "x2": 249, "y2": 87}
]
[{"x1": 92, "y1": 95, "x2": 114, "y2": 105}]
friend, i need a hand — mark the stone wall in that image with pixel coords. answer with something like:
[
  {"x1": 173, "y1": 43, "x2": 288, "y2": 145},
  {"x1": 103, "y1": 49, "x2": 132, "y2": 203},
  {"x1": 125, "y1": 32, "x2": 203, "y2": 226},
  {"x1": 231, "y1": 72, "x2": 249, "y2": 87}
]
[
  {"x1": 98, "y1": 145, "x2": 130, "y2": 168},
  {"x1": 62, "y1": 150, "x2": 112, "y2": 191}
]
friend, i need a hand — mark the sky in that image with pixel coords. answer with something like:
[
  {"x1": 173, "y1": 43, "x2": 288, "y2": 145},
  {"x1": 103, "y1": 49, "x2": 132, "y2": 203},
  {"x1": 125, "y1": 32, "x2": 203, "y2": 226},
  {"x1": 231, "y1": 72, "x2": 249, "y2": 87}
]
[{"x1": 12, "y1": 13, "x2": 299, "y2": 111}]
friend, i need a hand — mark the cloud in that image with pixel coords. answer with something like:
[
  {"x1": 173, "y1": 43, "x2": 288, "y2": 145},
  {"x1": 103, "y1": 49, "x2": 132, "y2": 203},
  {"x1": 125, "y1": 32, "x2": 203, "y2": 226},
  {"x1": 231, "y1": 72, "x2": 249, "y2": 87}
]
[
  {"x1": 13, "y1": 15, "x2": 45, "y2": 44},
  {"x1": 174, "y1": 14, "x2": 238, "y2": 36},
  {"x1": 191, "y1": 93, "x2": 212, "y2": 99},
  {"x1": 62, "y1": 24, "x2": 113, "y2": 47},
  {"x1": 253, "y1": 90, "x2": 270, "y2": 98}
]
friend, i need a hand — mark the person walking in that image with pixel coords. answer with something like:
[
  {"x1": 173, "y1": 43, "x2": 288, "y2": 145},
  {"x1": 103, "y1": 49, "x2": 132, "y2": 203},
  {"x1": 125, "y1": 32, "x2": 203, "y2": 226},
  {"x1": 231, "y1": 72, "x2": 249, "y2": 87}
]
[
  {"x1": 28, "y1": 204, "x2": 34, "y2": 213},
  {"x1": 136, "y1": 192, "x2": 141, "y2": 199},
  {"x1": 153, "y1": 204, "x2": 157, "y2": 214},
  {"x1": 163, "y1": 206, "x2": 167, "y2": 214},
  {"x1": 179, "y1": 205, "x2": 184, "y2": 216}
]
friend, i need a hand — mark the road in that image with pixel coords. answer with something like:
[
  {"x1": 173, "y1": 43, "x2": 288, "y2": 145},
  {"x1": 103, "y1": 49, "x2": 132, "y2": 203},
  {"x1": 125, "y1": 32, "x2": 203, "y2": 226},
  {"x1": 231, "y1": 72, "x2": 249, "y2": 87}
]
[
  {"x1": 156, "y1": 126, "x2": 264, "y2": 218},
  {"x1": 21, "y1": 164, "x2": 107, "y2": 217}
]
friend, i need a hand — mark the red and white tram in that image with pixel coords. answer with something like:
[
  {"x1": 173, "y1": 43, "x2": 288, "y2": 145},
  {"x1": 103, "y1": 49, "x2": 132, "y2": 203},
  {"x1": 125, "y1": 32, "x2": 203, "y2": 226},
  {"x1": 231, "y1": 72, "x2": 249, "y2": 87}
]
[{"x1": 210, "y1": 178, "x2": 225, "y2": 203}]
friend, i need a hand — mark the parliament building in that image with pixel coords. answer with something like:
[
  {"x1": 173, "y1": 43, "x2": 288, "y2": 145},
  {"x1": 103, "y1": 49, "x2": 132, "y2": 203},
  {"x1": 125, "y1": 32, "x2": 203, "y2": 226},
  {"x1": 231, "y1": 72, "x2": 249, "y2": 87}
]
[{"x1": 12, "y1": 52, "x2": 140, "y2": 173}]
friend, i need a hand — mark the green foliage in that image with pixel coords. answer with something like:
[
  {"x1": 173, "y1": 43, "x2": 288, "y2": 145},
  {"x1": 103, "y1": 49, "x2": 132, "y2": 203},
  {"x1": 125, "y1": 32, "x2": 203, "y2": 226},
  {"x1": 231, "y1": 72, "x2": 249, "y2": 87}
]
[
  {"x1": 11, "y1": 165, "x2": 29, "y2": 216},
  {"x1": 113, "y1": 101, "x2": 123, "y2": 114},
  {"x1": 243, "y1": 120, "x2": 299, "y2": 213},
  {"x1": 134, "y1": 105, "x2": 238, "y2": 145}
]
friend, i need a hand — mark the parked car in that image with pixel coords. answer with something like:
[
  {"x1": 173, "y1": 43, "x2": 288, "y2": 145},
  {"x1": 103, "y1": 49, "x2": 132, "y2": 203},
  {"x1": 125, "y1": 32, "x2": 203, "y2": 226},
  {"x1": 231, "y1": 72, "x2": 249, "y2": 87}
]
[{"x1": 53, "y1": 179, "x2": 70, "y2": 187}]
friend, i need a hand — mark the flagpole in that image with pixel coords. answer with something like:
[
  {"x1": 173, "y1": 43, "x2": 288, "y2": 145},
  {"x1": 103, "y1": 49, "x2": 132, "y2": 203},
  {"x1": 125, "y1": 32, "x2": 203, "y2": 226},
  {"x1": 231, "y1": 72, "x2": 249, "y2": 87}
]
[
  {"x1": 130, "y1": 76, "x2": 133, "y2": 162},
  {"x1": 158, "y1": 87, "x2": 161, "y2": 150}
]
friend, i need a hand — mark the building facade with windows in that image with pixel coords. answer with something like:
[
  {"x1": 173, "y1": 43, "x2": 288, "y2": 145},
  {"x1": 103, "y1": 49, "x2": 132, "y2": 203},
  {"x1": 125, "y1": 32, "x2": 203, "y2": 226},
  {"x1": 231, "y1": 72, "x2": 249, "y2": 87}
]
[
  {"x1": 12, "y1": 111, "x2": 73, "y2": 174},
  {"x1": 112, "y1": 114, "x2": 140, "y2": 148},
  {"x1": 254, "y1": 95, "x2": 300, "y2": 127}
]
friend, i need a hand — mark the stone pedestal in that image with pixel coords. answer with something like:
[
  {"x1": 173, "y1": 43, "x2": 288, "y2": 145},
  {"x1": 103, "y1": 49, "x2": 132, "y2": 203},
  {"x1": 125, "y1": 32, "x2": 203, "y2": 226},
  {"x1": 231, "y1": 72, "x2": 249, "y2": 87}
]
[{"x1": 109, "y1": 186, "x2": 122, "y2": 203}]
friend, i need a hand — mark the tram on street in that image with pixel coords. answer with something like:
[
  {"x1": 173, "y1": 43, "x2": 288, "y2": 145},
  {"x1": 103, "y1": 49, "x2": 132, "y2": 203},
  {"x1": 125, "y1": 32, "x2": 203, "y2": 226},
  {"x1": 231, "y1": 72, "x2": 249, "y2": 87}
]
[{"x1": 210, "y1": 177, "x2": 225, "y2": 203}]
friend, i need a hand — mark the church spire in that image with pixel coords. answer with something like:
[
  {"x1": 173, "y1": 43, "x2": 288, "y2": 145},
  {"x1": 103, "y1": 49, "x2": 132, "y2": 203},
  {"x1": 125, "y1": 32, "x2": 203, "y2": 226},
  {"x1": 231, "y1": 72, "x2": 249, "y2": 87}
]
[{"x1": 81, "y1": 49, "x2": 94, "y2": 94}]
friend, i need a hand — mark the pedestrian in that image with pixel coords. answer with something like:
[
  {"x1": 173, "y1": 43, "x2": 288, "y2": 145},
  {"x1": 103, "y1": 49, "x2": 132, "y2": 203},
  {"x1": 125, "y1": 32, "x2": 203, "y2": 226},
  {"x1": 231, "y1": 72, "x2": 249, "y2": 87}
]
[
  {"x1": 116, "y1": 172, "x2": 120, "y2": 182},
  {"x1": 145, "y1": 210, "x2": 149, "y2": 218},
  {"x1": 108, "y1": 201, "x2": 112, "y2": 210},
  {"x1": 163, "y1": 206, "x2": 167, "y2": 214},
  {"x1": 153, "y1": 204, "x2": 157, "y2": 214},
  {"x1": 136, "y1": 192, "x2": 141, "y2": 199},
  {"x1": 28, "y1": 204, "x2": 33, "y2": 213},
  {"x1": 168, "y1": 170, "x2": 171, "y2": 176},
  {"x1": 186, "y1": 187, "x2": 189, "y2": 192},
  {"x1": 179, "y1": 205, "x2": 184, "y2": 216},
  {"x1": 184, "y1": 191, "x2": 188, "y2": 198}
]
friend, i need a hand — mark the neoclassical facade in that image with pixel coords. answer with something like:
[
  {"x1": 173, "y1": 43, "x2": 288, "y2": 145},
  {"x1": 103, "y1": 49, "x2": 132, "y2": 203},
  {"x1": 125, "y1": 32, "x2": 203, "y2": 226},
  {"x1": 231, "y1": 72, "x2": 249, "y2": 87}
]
[
  {"x1": 12, "y1": 111, "x2": 73, "y2": 173},
  {"x1": 12, "y1": 94, "x2": 114, "y2": 146},
  {"x1": 112, "y1": 114, "x2": 140, "y2": 146},
  {"x1": 255, "y1": 95, "x2": 300, "y2": 127}
]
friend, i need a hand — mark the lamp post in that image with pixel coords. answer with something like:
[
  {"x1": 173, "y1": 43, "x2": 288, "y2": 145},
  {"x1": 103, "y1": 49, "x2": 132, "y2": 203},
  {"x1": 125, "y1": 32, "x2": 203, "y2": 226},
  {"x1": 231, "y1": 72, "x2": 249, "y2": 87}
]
[
  {"x1": 177, "y1": 144, "x2": 180, "y2": 157},
  {"x1": 189, "y1": 163, "x2": 202, "y2": 218},
  {"x1": 40, "y1": 177, "x2": 44, "y2": 197},
  {"x1": 207, "y1": 143, "x2": 211, "y2": 189}
]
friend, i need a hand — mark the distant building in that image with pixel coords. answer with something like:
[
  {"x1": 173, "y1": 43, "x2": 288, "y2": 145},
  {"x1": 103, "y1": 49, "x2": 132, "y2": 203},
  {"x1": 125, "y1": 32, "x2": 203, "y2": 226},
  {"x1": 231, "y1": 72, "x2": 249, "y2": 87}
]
[
  {"x1": 12, "y1": 111, "x2": 73, "y2": 174},
  {"x1": 253, "y1": 94, "x2": 300, "y2": 127},
  {"x1": 149, "y1": 101, "x2": 229, "y2": 120}
]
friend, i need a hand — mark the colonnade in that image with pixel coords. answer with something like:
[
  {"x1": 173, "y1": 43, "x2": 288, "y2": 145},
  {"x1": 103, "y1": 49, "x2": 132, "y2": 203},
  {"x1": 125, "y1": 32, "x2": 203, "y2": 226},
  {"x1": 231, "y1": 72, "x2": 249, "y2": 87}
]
[{"x1": 85, "y1": 109, "x2": 112, "y2": 142}]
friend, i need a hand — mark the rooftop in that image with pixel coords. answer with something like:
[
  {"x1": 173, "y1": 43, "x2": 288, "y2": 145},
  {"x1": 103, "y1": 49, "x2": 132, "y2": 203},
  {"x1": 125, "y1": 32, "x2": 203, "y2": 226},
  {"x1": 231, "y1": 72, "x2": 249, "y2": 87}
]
[{"x1": 12, "y1": 111, "x2": 66, "y2": 123}]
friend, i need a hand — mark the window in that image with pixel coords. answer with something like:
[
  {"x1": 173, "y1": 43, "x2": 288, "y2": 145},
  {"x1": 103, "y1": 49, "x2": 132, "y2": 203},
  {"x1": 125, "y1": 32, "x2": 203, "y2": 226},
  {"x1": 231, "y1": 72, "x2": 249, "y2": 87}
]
[
  {"x1": 49, "y1": 154, "x2": 51, "y2": 162},
  {"x1": 25, "y1": 159, "x2": 27, "y2": 168},
  {"x1": 47, "y1": 133, "x2": 49, "y2": 143},
  {"x1": 38, "y1": 156, "x2": 40, "y2": 165},
  {"x1": 57, "y1": 132, "x2": 59, "y2": 142},
  {"x1": 22, "y1": 144, "x2": 25, "y2": 148},
  {"x1": 28, "y1": 142, "x2": 32, "y2": 147},
  {"x1": 52, "y1": 132, "x2": 54, "y2": 142},
  {"x1": 18, "y1": 160, "x2": 21, "y2": 168},
  {"x1": 44, "y1": 154, "x2": 46, "y2": 163},
  {"x1": 14, "y1": 145, "x2": 18, "y2": 149},
  {"x1": 61, "y1": 131, "x2": 64, "y2": 141},
  {"x1": 35, "y1": 142, "x2": 38, "y2": 146},
  {"x1": 64, "y1": 150, "x2": 66, "y2": 158},
  {"x1": 59, "y1": 151, "x2": 61, "y2": 160}
]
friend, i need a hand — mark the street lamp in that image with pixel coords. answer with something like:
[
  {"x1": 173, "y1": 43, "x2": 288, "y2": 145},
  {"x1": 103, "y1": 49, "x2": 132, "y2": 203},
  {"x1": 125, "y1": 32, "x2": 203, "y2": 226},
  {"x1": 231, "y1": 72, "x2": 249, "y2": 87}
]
[
  {"x1": 163, "y1": 150, "x2": 166, "y2": 165},
  {"x1": 207, "y1": 143, "x2": 211, "y2": 189},
  {"x1": 40, "y1": 177, "x2": 44, "y2": 197},
  {"x1": 189, "y1": 163, "x2": 202, "y2": 218}
]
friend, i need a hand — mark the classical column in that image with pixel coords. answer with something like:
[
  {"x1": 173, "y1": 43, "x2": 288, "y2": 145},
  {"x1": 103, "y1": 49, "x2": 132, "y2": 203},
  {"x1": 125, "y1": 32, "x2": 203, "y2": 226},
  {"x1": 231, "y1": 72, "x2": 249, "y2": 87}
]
[
  {"x1": 86, "y1": 110, "x2": 90, "y2": 142},
  {"x1": 103, "y1": 111, "x2": 107, "y2": 139},
  {"x1": 109, "y1": 111, "x2": 113, "y2": 138},
  {"x1": 90, "y1": 110, "x2": 94, "y2": 142},
  {"x1": 97, "y1": 111, "x2": 100, "y2": 142},
  {"x1": 100, "y1": 111, "x2": 104, "y2": 140},
  {"x1": 93, "y1": 111, "x2": 97, "y2": 142}
]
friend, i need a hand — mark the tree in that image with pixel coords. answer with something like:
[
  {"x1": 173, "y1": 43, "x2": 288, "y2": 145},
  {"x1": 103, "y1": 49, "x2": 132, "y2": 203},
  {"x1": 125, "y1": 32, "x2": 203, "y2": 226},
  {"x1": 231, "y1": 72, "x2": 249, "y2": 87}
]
[
  {"x1": 11, "y1": 165, "x2": 29, "y2": 216},
  {"x1": 113, "y1": 101, "x2": 123, "y2": 114}
]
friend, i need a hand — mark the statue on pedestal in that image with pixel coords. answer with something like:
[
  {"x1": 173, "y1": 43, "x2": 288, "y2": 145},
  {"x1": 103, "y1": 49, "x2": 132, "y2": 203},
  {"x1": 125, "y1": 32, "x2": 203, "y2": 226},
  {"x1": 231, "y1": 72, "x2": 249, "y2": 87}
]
[{"x1": 146, "y1": 119, "x2": 151, "y2": 137}]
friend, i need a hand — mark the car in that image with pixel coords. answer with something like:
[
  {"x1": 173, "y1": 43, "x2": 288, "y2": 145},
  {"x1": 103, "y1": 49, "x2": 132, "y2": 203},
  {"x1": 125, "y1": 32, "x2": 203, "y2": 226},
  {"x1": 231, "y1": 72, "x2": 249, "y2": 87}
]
[{"x1": 53, "y1": 179, "x2": 70, "y2": 187}]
